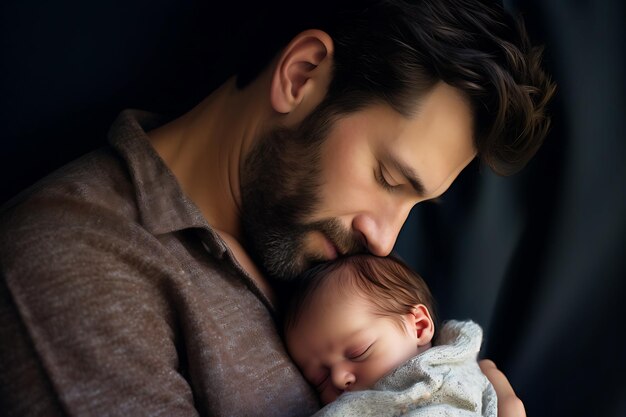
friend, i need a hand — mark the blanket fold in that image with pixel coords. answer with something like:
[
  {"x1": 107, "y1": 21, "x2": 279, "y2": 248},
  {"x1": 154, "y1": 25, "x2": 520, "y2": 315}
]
[{"x1": 313, "y1": 320, "x2": 497, "y2": 417}]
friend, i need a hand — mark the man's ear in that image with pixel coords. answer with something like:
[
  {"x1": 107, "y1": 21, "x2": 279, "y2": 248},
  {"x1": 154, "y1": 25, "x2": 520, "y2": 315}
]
[
  {"x1": 407, "y1": 304, "x2": 434, "y2": 347},
  {"x1": 270, "y1": 29, "x2": 334, "y2": 114}
]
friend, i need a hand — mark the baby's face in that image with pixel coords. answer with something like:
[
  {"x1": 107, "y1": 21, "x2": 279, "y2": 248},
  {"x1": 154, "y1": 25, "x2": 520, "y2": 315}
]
[{"x1": 286, "y1": 283, "x2": 420, "y2": 404}]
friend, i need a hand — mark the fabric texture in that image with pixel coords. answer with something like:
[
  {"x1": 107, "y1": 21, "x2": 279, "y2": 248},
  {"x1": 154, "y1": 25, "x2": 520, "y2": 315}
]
[
  {"x1": 313, "y1": 320, "x2": 496, "y2": 417},
  {"x1": 0, "y1": 109, "x2": 320, "y2": 417}
]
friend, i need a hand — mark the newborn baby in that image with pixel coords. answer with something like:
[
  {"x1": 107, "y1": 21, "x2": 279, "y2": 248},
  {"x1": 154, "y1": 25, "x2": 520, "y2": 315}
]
[{"x1": 283, "y1": 254, "x2": 496, "y2": 416}]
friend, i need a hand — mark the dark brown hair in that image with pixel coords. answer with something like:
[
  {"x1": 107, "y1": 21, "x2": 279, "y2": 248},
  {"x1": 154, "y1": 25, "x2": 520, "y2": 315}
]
[
  {"x1": 238, "y1": 0, "x2": 556, "y2": 175},
  {"x1": 283, "y1": 254, "x2": 438, "y2": 336}
]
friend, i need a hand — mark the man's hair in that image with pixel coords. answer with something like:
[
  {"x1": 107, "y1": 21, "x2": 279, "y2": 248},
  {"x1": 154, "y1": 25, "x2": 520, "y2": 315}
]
[
  {"x1": 237, "y1": 0, "x2": 556, "y2": 175},
  {"x1": 283, "y1": 254, "x2": 438, "y2": 337}
]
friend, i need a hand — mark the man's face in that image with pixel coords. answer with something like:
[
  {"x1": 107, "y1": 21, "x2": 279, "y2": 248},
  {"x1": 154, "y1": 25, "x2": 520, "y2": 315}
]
[
  {"x1": 241, "y1": 82, "x2": 475, "y2": 280},
  {"x1": 285, "y1": 276, "x2": 422, "y2": 404}
]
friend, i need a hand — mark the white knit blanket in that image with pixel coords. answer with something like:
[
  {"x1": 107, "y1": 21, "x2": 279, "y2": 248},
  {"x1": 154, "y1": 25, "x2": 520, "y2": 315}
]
[{"x1": 312, "y1": 320, "x2": 497, "y2": 417}]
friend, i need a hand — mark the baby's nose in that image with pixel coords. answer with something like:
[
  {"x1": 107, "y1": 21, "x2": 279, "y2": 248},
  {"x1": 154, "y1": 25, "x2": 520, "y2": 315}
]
[{"x1": 331, "y1": 366, "x2": 356, "y2": 390}]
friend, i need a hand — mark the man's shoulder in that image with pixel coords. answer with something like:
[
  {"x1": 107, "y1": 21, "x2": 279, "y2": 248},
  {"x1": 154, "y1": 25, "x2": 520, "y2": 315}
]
[
  {"x1": 0, "y1": 147, "x2": 150, "y2": 274},
  {"x1": 2, "y1": 146, "x2": 136, "y2": 228}
]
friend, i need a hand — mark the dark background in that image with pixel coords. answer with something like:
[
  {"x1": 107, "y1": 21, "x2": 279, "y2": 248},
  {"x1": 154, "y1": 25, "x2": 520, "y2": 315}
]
[{"x1": 1, "y1": 1, "x2": 624, "y2": 416}]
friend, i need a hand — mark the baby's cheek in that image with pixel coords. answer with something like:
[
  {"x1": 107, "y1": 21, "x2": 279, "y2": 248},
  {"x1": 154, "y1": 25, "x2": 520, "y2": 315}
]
[
  {"x1": 359, "y1": 361, "x2": 394, "y2": 388},
  {"x1": 308, "y1": 369, "x2": 329, "y2": 389}
]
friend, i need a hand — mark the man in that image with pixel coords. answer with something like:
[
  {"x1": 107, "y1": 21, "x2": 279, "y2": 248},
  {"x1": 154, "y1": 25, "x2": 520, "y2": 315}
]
[{"x1": 0, "y1": 1, "x2": 554, "y2": 416}]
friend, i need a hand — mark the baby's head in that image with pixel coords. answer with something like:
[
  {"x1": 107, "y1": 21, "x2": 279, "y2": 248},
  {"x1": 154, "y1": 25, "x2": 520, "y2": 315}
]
[{"x1": 284, "y1": 254, "x2": 437, "y2": 404}]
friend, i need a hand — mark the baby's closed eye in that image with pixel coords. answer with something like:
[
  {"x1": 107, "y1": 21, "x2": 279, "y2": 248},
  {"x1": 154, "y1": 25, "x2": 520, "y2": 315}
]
[{"x1": 347, "y1": 343, "x2": 374, "y2": 361}]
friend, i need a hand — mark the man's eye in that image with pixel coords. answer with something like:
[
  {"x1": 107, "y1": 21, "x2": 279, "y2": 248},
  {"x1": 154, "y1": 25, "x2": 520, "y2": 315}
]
[{"x1": 375, "y1": 165, "x2": 397, "y2": 191}]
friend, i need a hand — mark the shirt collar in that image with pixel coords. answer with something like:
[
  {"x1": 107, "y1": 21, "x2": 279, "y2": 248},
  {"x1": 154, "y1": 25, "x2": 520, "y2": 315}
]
[
  {"x1": 107, "y1": 109, "x2": 279, "y2": 314},
  {"x1": 106, "y1": 109, "x2": 227, "y2": 256}
]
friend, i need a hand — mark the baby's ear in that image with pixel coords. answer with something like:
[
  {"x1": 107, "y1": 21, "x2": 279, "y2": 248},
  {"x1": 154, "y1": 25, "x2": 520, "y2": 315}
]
[{"x1": 408, "y1": 304, "x2": 434, "y2": 347}]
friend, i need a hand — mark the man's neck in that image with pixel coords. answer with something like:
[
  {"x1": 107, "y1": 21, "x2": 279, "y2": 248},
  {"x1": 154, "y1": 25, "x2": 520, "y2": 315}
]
[{"x1": 147, "y1": 76, "x2": 268, "y2": 241}]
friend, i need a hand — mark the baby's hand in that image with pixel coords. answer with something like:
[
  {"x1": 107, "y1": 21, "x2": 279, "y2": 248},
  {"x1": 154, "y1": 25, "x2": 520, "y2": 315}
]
[{"x1": 479, "y1": 360, "x2": 526, "y2": 417}]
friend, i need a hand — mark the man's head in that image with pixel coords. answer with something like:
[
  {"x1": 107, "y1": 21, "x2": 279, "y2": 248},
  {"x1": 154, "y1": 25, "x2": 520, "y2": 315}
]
[
  {"x1": 284, "y1": 254, "x2": 437, "y2": 404},
  {"x1": 239, "y1": 0, "x2": 555, "y2": 280}
]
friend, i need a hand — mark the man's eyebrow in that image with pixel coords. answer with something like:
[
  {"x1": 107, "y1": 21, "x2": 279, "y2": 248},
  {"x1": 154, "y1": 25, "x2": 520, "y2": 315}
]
[{"x1": 384, "y1": 152, "x2": 425, "y2": 196}]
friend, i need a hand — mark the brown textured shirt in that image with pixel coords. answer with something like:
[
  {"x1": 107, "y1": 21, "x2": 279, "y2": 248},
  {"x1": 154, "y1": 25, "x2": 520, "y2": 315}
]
[{"x1": 0, "y1": 110, "x2": 319, "y2": 416}]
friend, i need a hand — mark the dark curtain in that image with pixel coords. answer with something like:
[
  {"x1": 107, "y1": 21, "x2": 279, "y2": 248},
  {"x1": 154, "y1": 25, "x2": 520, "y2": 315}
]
[
  {"x1": 1, "y1": 1, "x2": 624, "y2": 416},
  {"x1": 396, "y1": 1, "x2": 625, "y2": 415}
]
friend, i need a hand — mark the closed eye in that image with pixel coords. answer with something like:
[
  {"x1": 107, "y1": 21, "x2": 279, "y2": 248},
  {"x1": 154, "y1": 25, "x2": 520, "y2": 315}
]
[
  {"x1": 348, "y1": 344, "x2": 373, "y2": 361},
  {"x1": 375, "y1": 165, "x2": 398, "y2": 192}
]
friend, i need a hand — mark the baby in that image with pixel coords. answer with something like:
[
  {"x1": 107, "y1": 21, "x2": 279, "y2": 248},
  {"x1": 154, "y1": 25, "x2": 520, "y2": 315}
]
[{"x1": 283, "y1": 254, "x2": 496, "y2": 416}]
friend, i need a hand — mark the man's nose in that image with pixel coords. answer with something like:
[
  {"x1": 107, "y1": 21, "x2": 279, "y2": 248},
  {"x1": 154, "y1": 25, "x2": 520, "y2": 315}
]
[
  {"x1": 331, "y1": 364, "x2": 356, "y2": 390},
  {"x1": 351, "y1": 205, "x2": 412, "y2": 257}
]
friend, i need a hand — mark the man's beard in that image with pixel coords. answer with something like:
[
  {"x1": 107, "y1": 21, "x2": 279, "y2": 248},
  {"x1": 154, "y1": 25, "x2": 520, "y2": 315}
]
[{"x1": 240, "y1": 106, "x2": 365, "y2": 281}]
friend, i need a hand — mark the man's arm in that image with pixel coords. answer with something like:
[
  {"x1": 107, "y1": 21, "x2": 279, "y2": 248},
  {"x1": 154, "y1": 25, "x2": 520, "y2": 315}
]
[
  {"x1": 480, "y1": 360, "x2": 526, "y2": 417},
  {"x1": 0, "y1": 198, "x2": 199, "y2": 416}
]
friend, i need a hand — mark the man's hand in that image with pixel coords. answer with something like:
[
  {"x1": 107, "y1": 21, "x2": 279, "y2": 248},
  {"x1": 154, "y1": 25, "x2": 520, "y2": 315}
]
[{"x1": 479, "y1": 360, "x2": 526, "y2": 417}]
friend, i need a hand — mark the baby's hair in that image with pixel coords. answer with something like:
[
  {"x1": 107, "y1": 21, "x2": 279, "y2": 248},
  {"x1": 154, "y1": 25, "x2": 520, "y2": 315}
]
[{"x1": 283, "y1": 254, "x2": 438, "y2": 337}]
